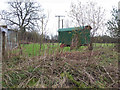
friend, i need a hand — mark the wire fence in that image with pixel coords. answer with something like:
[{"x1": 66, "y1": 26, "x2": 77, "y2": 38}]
[{"x1": 1, "y1": 30, "x2": 119, "y2": 88}]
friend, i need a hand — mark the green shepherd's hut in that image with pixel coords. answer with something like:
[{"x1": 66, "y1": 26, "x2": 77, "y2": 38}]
[{"x1": 58, "y1": 25, "x2": 92, "y2": 49}]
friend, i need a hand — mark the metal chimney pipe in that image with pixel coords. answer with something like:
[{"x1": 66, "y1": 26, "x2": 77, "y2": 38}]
[{"x1": 62, "y1": 19, "x2": 64, "y2": 28}]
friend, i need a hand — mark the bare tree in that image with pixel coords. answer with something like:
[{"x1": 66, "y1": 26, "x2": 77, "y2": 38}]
[
  {"x1": 69, "y1": 1, "x2": 105, "y2": 50},
  {"x1": 69, "y1": 1, "x2": 105, "y2": 37},
  {"x1": 64, "y1": 19, "x2": 73, "y2": 28},
  {"x1": 0, "y1": 0, "x2": 46, "y2": 55},
  {"x1": 0, "y1": 0, "x2": 44, "y2": 33}
]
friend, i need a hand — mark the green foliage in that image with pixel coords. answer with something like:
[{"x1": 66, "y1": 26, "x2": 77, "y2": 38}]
[
  {"x1": 27, "y1": 77, "x2": 38, "y2": 86},
  {"x1": 95, "y1": 81, "x2": 105, "y2": 88},
  {"x1": 61, "y1": 72, "x2": 90, "y2": 88},
  {"x1": 28, "y1": 66, "x2": 35, "y2": 73},
  {"x1": 3, "y1": 71, "x2": 27, "y2": 88},
  {"x1": 5, "y1": 55, "x2": 23, "y2": 68},
  {"x1": 107, "y1": 7, "x2": 120, "y2": 38}
]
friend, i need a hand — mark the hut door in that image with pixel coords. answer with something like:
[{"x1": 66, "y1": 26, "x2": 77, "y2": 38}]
[{"x1": 2, "y1": 32, "x2": 5, "y2": 59}]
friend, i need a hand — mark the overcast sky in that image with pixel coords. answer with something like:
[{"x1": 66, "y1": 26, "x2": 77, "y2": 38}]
[{"x1": 0, "y1": 0, "x2": 119, "y2": 36}]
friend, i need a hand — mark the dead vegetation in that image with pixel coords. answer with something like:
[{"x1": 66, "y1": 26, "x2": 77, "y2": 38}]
[{"x1": 2, "y1": 46, "x2": 119, "y2": 88}]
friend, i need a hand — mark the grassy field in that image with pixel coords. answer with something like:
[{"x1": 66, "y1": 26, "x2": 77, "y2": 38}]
[
  {"x1": 2, "y1": 43, "x2": 119, "y2": 88},
  {"x1": 14, "y1": 43, "x2": 115, "y2": 57}
]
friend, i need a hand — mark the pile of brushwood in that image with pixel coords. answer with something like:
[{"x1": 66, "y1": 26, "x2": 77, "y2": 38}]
[{"x1": 2, "y1": 47, "x2": 119, "y2": 88}]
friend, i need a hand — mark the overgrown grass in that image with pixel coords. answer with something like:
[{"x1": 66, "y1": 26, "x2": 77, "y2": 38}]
[{"x1": 2, "y1": 43, "x2": 118, "y2": 88}]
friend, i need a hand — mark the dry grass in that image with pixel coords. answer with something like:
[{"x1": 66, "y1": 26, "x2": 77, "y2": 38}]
[{"x1": 2, "y1": 44, "x2": 119, "y2": 88}]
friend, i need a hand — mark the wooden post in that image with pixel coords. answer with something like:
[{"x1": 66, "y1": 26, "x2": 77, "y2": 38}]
[
  {"x1": 0, "y1": 33, "x2": 2, "y2": 61},
  {"x1": 62, "y1": 19, "x2": 64, "y2": 28},
  {"x1": 2, "y1": 32, "x2": 5, "y2": 60},
  {"x1": 0, "y1": 32, "x2": 2, "y2": 89}
]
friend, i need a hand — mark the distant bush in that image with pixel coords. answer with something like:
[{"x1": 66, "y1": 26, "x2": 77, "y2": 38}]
[{"x1": 92, "y1": 35, "x2": 118, "y2": 43}]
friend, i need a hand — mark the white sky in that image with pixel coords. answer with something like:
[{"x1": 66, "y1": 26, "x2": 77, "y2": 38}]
[{"x1": 0, "y1": 0, "x2": 120, "y2": 36}]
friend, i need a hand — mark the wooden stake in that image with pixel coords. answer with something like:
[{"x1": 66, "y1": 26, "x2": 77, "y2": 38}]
[{"x1": 2, "y1": 32, "x2": 5, "y2": 60}]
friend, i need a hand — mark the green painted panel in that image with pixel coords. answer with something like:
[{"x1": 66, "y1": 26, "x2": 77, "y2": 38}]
[
  {"x1": 58, "y1": 31, "x2": 73, "y2": 45},
  {"x1": 58, "y1": 26, "x2": 91, "y2": 46}
]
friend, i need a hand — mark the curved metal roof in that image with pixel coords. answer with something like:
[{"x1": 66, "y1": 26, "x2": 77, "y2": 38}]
[{"x1": 58, "y1": 26, "x2": 92, "y2": 32}]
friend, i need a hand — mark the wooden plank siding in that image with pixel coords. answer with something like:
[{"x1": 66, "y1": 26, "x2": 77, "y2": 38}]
[{"x1": 0, "y1": 26, "x2": 18, "y2": 60}]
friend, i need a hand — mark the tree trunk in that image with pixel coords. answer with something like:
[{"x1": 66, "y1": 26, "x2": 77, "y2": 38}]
[{"x1": 88, "y1": 37, "x2": 93, "y2": 51}]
